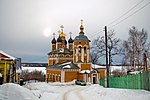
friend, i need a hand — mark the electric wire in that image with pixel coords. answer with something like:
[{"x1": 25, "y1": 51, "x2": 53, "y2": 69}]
[
  {"x1": 107, "y1": 0, "x2": 145, "y2": 26},
  {"x1": 90, "y1": 0, "x2": 150, "y2": 40},
  {"x1": 109, "y1": 1, "x2": 150, "y2": 28}
]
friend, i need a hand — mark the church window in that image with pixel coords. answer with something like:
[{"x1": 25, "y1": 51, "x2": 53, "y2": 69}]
[
  {"x1": 78, "y1": 46, "x2": 82, "y2": 53},
  {"x1": 74, "y1": 48, "x2": 76, "y2": 54},
  {"x1": 84, "y1": 47, "x2": 87, "y2": 54}
]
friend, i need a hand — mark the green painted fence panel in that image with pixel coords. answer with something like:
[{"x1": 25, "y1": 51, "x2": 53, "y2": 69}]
[{"x1": 99, "y1": 71, "x2": 150, "y2": 91}]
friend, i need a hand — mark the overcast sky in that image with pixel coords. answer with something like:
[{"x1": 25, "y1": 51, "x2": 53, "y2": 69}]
[{"x1": 0, "y1": 0, "x2": 150, "y2": 63}]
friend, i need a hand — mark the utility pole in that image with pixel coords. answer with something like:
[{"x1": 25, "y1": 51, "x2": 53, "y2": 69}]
[{"x1": 104, "y1": 26, "x2": 109, "y2": 88}]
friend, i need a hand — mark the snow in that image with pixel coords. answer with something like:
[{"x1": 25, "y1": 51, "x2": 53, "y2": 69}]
[
  {"x1": 63, "y1": 65, "x2": 71, "y2": 68},
  {"x1": 16, "y1": 67, "x2": 21, "y2": 73},
  {"x1": 92, "y1": 64, "x2": 106, "y2": 69},
  {"x1": 80, "y1": 70, "x2": 91, "y2": 74},
  {"x1": 0, "y1": 82, "x2": 150, "y2": 100},
  {"x1": 129, "y1": 71, "x2": 141, "y2": 74},
  {"x1": 0, "y1": 50, "x2": 16, "y2": 60},
  {"x1": 0, "y1": 83, "x2": 38, "y2": 100},
  {"x1": 22, "y1": 66, "x2": 46, "y2": 74},
  {"x1": 58, "y1": 62, "x2": 71, "y2": 66}
]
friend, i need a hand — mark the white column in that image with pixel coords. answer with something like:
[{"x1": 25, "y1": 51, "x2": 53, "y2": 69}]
[
  {"x1": 61, "y1": 70, "x2": 65, "y2": 82},
  {"x1": 76, "y1": 47, "x2": 78, "y2": 62},
  {"x1": 81, "y1": 47, "x2": 84, "y2": 62},
  {"x1": 84, "y1": 74, "x2": 86, "y2": 82}
]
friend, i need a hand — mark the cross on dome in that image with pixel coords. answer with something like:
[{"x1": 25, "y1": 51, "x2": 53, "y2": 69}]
[
  {"x1": 59, "y1": 25, "x2": 65, "y2": 38},
  {"x1": 80, "y1": 19, "x2": 84, "y2": 31},
  {"x1": 81, "y1": 19, "x2": 83, "y2": 25},
  {"x1": 60, "y1": 25, "x2": 64, "y2": 32},
  {"x1": 69, "y1": 32, "x2": 72, "y2": 37},
  {"x1": 53, "y1": 33, "x2": 55, "y2": 38}
]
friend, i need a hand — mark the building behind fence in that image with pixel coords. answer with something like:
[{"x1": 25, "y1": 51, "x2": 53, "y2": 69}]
[{"x1": 100, "y1": 71, "x2": 150, "y2": 91}]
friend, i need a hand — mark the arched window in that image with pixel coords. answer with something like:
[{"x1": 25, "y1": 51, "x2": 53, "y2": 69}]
[
  {"x1": 74, "y1": 48, "x2": 76, "y2": 54},
  {"x1": 84, "y1": 47, "x2": 87, "y2": 54},
  {"x1": 78, "y1": 46, "x2": 82, "y2": 53}
]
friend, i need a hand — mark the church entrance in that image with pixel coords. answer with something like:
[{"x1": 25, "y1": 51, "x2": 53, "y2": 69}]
[
  {"x1": 92, "y1": 69, "x2": 99, "y2": 84},
  {"x1": 93, "y1": 76, "x2": 96, "y2": 84}
]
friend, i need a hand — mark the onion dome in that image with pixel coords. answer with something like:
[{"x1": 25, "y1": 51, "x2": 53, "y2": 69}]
[
  {"x1": 80, "y1": 19, "x2": 84, "y2": 32},
  {"x1": 79, "y1": 19, "x2": 84, "y2": 36},
  {"x1": 51, "y1": 38, "x2": 56, "y2": 44},
  {"x1": 57, "y1": 36, "x2": 62, "y2": 42},
  {"x1": 68, "y1": 37, "x2": 73, "y2": 43},
  {"x1": 59, "y1": 25, "x2": 66, "y2": 38},
  {"x1": 65, "y1": 39, "x2": 67, "y2": 45},
  {"x1": 80, "y1": 24, "x2": 84, "y2": 32},
  {"x1": 60, "y1": 32, "x2": 66, "y2": 38}
]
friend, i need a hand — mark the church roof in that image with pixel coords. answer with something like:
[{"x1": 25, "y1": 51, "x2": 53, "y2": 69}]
[
  {"x1": 47, "y1": 62, "x2": 79, "y2": 69},
  {"x1": 74, "y1": 35, "x2": 91, "y2": 42},
  {"x1": 48, "y1": 48, "x2": 72, "y2": 55}
]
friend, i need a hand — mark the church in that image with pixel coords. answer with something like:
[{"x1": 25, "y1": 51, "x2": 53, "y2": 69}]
[{"x1": 46, "y1": 20, "x2": 106, "y2": 84}]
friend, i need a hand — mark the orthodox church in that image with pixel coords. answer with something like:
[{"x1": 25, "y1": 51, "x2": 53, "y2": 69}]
[{"x1": 46, "y1": 20, "x2": 106, "y2": 83}]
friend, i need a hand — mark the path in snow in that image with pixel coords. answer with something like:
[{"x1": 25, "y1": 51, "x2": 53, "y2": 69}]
[
  {"x1": 1, "y1": 82, "x2": 150, "y2": 100},
  {"x1": 62, "y1": 86, "x2": 86, "y2": 100}
]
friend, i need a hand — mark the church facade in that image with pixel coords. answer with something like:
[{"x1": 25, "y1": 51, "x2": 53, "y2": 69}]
[{"x1": 46, "y1": 21, "x2": 106, "y2": 83}]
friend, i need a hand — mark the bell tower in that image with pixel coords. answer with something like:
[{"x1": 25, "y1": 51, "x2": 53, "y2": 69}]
[{"x1": 73, "y1": 20, "x2": 90, "y2": 63}]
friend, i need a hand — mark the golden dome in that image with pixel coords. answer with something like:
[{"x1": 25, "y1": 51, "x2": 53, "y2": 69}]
[
  {"x1": 59, "y1": 32, "x2": 65, "y2": 38},
  {"x1": 80, "y1": 25, "x2": 84, "y2": 31},
  {"x1": 80, "y1": 19, "x2": 84, "y2": 31}
]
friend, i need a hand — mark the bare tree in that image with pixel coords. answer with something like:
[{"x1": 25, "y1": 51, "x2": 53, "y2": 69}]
[
  {"x1": 22, "y1": 69, "x2": 45, "y2": 82},
  {"x1": 123, "y1": 26, "x2": 150, "y2": 69},
  {"x1": 91, "y1": 30, "x2": 122, "y2": 65},
  {"x1": 90, "y1": 51, "x2": 100, "y2": 64}
]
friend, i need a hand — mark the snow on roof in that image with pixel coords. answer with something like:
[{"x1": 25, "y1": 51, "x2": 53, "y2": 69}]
[
  {"x1": 92, "y1": 64, "x2": 106, "y2": 69},
  {"x1": 80, "y1": 70, "x2": 91, "y2": 74},
  {"x1": 59, "y1": 62, "x2": 71, "y2": 66},
  {"x1": 63, "y1": 65, "x2": 71, "y2": 69},
  {"x1": 0, "y1": 50, "x2": 16, "y2": 60}
]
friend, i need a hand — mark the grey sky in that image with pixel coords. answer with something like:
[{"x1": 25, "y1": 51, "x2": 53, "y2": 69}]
[{"x1": 0, "y1": 0, "x2": 150, "y2": 63}]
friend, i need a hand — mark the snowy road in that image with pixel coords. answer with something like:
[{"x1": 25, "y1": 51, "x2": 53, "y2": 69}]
[
  {"x1": 0, "y1": 82, "x2": 150, "y2": 100},
  {"x1": 62, "y1": 86, "x2": 85, "y2": 100}
]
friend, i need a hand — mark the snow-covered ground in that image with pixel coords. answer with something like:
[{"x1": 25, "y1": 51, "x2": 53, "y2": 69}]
[{"x1": 0, "y1": 81, "x2": 150, "y2": 100}]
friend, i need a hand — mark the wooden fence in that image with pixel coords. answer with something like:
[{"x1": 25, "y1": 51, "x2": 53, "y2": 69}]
[{"x1": 100, "y1": 71, "x2": 150, "y2": 91}]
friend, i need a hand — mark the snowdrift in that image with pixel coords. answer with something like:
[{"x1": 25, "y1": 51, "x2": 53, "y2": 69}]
[{"x1": 0, "y1": 83, "x2": 39, "y2": 100}]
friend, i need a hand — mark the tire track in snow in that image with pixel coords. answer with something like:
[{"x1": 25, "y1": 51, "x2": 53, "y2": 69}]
[{"x1": 62, "y1": 86, "x2": 86, "y2": 100}]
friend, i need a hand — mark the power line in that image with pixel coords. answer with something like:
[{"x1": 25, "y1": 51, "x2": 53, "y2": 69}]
[
  {"x1": 90, "y1": 0, "x2": 145, "y2": 39},
  {"x1": 89, "y1": 0, "x2": 150, "y2": 40},
  {"x1": 109, "y1": 1, "x2": 150, "y2": 28},
  {"x1": 107, "y1": 0, "x2": 145, "y2": 26},
  {"x1": 90, "y1": 30, "x2": 104, "y2": 40}
]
